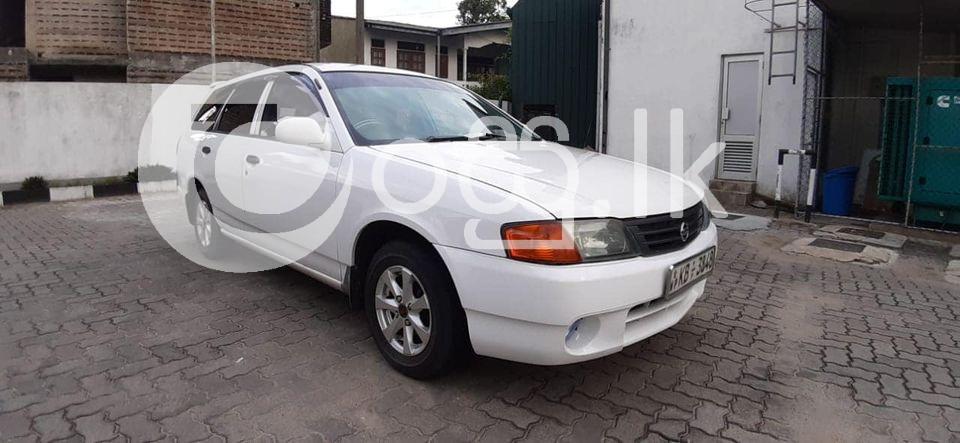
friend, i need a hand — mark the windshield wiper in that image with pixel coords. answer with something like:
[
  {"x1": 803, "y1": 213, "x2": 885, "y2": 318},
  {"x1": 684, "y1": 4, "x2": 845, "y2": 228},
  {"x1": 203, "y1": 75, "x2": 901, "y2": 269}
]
[
  {"x1": 424, "y1": 135, "x2": 471, "y2": 143},
  {"x1": 477, "y1": 133, "x2": 508, "y2": 141},
  {"x1": 424, "y1": 133, "x2": 507, "y2": 143}
]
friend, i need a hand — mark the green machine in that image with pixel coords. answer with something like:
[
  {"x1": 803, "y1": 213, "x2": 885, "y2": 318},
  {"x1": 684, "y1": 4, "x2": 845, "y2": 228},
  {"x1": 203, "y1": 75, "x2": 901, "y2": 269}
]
[{"x1": 878, "y1": 77, "x2": 960, "y2": 225}]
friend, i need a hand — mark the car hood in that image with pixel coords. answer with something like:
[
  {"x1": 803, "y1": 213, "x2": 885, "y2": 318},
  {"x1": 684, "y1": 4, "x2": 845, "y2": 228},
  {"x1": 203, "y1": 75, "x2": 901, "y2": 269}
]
[{"x1": 371, "y1": 141, "x2": 703, "y2": 219}]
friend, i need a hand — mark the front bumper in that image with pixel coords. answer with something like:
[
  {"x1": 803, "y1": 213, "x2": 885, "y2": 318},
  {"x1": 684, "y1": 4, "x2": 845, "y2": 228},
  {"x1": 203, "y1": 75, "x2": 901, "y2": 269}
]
[{"x1": 437, "y1": 223, "x2": 717, "y2": 366}]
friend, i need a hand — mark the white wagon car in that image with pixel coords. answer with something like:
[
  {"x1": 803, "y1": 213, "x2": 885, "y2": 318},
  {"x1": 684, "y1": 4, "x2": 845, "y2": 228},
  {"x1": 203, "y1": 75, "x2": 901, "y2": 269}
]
[{"x1": 177, "y1": 64, "x2": 717, "y2": 378}]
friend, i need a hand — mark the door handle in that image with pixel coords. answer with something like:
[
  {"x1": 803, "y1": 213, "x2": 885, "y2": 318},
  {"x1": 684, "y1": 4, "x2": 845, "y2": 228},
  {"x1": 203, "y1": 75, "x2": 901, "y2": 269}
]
[
  {"x1": 201, "y1": 146, "x2": 212, "y2": 155},
  {"x1": 245, "y1": 155, "x2": 261, "y2": 165}
]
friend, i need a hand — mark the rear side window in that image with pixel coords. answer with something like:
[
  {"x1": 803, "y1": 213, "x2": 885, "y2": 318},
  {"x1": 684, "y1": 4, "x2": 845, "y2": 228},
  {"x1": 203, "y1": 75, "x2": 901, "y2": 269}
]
[
  {"x1": 192, "y1": 87, "x2": 231, "y2": 132},
  {"x1": 215, "y1": 80, "x2": 267, "y2": 136}
]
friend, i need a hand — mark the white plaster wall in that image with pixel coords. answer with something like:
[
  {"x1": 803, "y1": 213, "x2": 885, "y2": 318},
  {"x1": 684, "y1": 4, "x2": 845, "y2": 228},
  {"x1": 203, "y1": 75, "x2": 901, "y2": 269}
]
[
  {"x1": 0, "y1": 82, "x2": 198, "y2": 185},
  {"x1": 606, "y1": 0, "x2": 805, "y2": 202},
  {"x1": 0, "y1": 83, "x2": 152, "y2": 184}
]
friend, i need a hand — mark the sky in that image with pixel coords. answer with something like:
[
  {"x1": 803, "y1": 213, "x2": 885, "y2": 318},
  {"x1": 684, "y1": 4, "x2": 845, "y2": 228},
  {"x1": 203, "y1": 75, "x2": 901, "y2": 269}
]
[{"x1": 332, "y1": 0, "x2": 520, "y2": 28}]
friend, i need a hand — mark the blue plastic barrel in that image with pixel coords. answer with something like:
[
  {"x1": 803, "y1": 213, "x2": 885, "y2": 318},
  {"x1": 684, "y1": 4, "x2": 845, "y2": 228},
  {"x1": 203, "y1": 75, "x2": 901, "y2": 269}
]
[{"x1": 821, "y1": 166, "x2": 859, "y2": 216}]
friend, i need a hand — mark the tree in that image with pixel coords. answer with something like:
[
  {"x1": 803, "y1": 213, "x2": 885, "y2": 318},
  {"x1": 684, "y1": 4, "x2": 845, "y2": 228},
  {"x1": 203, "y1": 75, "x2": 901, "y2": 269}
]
[{"x1": 457, "y1": 0, "x2": 508, "y2": 25}]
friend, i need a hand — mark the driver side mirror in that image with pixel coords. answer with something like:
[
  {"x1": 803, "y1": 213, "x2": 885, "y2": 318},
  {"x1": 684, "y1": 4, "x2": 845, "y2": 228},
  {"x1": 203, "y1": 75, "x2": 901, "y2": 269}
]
[{"x1": 275, "y1": 117, "x2": 330, "y2": 149}]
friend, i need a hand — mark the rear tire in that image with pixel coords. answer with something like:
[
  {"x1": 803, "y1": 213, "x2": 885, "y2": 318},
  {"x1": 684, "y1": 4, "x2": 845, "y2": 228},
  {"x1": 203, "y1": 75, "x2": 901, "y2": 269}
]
[
  {"x1": 364, "y1": 241, "x2": 469, "y2": 379},
  {"x1": 194, "y1": 194, "x2": 226, "y2": 259}
]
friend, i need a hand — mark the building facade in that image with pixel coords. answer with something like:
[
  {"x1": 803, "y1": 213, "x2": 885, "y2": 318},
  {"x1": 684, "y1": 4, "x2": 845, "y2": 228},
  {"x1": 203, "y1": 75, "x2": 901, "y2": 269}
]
[
  {"x1": 603, "y1": 0, "x2": 804, "y2": 204},
  {"x1": 0, "y1": 0, "x2": 332, "y2": 83},
  {"x1": 601, "y1": 0, "x2": 958, "y2": 226},
  {"x1": 320, "y1": 17, "x2": 511, "y2": 86}
]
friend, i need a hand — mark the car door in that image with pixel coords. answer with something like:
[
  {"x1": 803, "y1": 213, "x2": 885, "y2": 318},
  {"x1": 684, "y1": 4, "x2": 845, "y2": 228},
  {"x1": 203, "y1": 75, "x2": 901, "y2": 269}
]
[
  {"x1": 239, "y1": 72, "x2": 344, "y2": 281},
  {"x1": 196, "y1": 79, "x2": 269, "y2": 226}
]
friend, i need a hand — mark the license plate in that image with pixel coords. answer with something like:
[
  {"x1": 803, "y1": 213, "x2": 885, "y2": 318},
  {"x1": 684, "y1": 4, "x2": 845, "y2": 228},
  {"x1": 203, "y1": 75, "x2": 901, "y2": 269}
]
[{"x1": 665, "y1": 247, "x2": 716, "y2": 296}]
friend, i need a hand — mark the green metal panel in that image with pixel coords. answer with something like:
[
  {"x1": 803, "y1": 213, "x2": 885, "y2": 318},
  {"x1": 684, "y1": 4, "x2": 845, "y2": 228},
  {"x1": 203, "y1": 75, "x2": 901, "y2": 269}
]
[
  {"x1": 914, "y1": 78, "x2": 960, "y2": 215},
  {"x1": 509, "y1": 0, "x2": 601, "y2": 149},
  {"x1": 877, "y1": 78, "x2": 915, "y2": 201},
  {"x1": 878, "y1": 76, "x2": 960, "y2": 224}
]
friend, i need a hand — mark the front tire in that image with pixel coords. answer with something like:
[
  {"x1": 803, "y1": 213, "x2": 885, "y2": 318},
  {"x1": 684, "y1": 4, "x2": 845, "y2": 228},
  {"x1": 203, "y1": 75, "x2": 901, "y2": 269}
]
[{"x1": 364, "y1": 241, "x2": 469, "y2": 379}]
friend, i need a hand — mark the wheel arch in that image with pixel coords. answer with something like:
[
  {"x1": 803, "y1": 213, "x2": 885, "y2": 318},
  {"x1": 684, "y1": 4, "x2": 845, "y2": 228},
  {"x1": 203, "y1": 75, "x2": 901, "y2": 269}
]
[
  {"x1": 185, "y1": 177, "x2": 203, "y2": 224},
  {"x1": 346, "y1": 219, "x2": 444, "y2": 310}
]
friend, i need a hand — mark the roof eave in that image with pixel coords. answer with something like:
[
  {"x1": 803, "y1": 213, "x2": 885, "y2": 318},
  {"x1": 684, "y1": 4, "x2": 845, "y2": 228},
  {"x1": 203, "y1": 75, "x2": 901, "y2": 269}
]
[{"x1": 441, "y1": 21, "x2": 512, "y2": 36}]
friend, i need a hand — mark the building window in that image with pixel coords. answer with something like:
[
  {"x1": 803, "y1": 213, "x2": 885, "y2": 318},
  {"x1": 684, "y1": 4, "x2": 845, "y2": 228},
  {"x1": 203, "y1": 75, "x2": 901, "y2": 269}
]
[
  {"x1": 0, "y1": 0, "x2": 25, "y2": 47},
  {"x1": 371, "y1": 39, "x2": 386, "y2": 67},
  {"x1": 438, "y1": 46, "x2": 449, "y2": 79},
  {"x1": 397, "y1": 41, "x2": 426, "y2": 73}
]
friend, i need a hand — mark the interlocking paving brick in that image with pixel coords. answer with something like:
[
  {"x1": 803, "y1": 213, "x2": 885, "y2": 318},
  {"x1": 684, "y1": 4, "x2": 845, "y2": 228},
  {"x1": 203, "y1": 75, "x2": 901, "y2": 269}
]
[
  {"x1": 521, "y1": 395, "x2": 584, "y2": 425},
  {"x1": 606, "y1": 410, "x2": 654, "y2": 441},
  {"x1": 691, "y1": 402, "x2": 728, "y2": 435},
  {"x1": 561, "y1": 413, "x2": 614, "y2": 442},
  {"x1": 478, "y1": 421, "x2": 523, "y2": 442},
  {"x1": 33, "y1": 411, "x2": 73, "y2": 441},
  {"x1": 74, "y1": 413, "x2": 118, "y2": 442},
  {"x1": 0, "y1": 411, "x2": 33, "y2": 439},
  {"x1": 477, "y1": 398, "x2": 539, "y2": 429},
  {"x1": 1, "y1": 197, "x2": 959, "y2": 440}
]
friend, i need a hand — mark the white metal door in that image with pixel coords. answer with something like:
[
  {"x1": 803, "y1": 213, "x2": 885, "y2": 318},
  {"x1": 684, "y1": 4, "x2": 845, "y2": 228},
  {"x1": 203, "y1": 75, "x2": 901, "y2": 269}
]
[{"x1": 718, "y1": 55, "x2": 762, "y2": 181}]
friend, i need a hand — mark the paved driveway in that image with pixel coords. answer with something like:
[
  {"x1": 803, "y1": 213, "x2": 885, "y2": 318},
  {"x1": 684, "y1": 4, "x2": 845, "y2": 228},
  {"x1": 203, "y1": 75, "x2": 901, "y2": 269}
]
[{"x1": 1, "y1": 197, "x2": 959, "y2": 442}]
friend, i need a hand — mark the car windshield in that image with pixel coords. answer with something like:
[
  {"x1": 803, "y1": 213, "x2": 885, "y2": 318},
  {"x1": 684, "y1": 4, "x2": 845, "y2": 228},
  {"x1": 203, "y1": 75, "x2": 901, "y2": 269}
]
[{"x1": 322, "y1": 71, "x2": 538, "y2": 146}]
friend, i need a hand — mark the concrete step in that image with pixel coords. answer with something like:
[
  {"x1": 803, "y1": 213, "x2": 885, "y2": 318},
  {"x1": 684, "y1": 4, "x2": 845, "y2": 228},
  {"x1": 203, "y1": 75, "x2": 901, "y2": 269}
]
[
  {"x1": 710, "y1": 179, "x2": 756, "y2": 194},
  {"x1": 712, "y1": 189, "x2": 752, "y2": 207}
]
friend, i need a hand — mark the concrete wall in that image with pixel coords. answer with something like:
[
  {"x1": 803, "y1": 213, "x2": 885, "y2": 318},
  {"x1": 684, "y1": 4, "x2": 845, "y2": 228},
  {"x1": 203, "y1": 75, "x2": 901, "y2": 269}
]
[
  {"x1": 319, "y1": 17, "x2": 360, "y2": 63},
  {"x1": 0, "y1": 82, "x2": 156, "y2": 184},
  {"x1": 606, "y1": 0, "x2": 805, "y2": 202}
]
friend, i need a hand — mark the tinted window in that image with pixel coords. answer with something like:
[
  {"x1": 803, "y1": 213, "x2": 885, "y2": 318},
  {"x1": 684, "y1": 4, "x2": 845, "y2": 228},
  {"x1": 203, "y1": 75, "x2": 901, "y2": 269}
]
[
  {"x1": 258, "y1": 74, "x2": 326, "y2": 138},
  {"x1": 193, "y1": 87, "x2": 231, "y2": 132},
  {"x1": 215, "y1": 80, "x2": 267, "y2": 135}
]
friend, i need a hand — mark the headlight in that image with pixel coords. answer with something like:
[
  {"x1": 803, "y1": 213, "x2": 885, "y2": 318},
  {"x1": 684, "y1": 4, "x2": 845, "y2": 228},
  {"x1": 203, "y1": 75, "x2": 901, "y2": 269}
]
[
  {"x1": 571, "y1": 219, "x2": 631, "y2": 260},
  {"x1": 502, "y1": 219, "x2": 630, "y2": 264}
]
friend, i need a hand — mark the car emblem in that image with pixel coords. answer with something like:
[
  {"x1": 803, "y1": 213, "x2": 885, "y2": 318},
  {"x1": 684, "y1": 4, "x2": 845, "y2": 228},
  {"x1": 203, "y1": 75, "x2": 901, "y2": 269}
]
[{"x1": 679, "y1": 221, "x2": 690, "y2": 242}]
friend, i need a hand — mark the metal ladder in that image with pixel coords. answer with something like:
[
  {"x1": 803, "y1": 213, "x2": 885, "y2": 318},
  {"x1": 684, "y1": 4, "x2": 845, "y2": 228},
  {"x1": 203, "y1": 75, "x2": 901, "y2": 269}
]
[{"x1": 745, "y1": 0, "x2": 807, "y2": 84}]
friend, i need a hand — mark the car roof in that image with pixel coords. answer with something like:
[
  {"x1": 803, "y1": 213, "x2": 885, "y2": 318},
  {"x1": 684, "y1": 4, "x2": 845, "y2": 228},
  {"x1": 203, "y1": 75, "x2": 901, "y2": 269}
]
[
  {"x1": 206, "y1": 63, "x2": 437, "y2": 91},
  {"x1": 307, "y1": 63, "x2": 435, "y2": 79}
]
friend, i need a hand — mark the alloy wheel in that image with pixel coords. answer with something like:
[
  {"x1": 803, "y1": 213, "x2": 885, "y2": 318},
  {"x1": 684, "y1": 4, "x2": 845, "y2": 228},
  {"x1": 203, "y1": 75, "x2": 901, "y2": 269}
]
[
  {"x1": 374, "y1": 265, "x2": 432, "y2": 356},
  {"x1": 195, "y1": 200, "x2": 213, "y2": 248}
]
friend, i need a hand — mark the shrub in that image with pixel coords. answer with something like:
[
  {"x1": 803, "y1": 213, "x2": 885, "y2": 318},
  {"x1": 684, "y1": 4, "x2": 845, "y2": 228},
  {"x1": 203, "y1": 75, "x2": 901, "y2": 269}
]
[
  {"x1": 468, "y1": 73, "x2": 511, "y2": 102},
  {"x1": 21, "y1": 176, "x2": 48, "y2": 191},
  {"x1": 126, "y1": 165, "x2": 175, "y2": 183}
]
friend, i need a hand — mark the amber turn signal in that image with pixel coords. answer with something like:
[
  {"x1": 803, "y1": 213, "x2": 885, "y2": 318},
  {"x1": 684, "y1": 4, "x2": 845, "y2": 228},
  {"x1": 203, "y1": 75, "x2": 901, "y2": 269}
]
[{"x1": 502, "y1": 221, "x2": 582, "y2": 265}]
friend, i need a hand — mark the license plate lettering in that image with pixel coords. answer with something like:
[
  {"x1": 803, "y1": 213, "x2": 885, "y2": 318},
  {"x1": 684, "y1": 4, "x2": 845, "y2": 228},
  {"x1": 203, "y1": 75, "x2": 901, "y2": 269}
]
[{"x1": 666, "y1": 248, "x2": 715, "y2": 296}]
